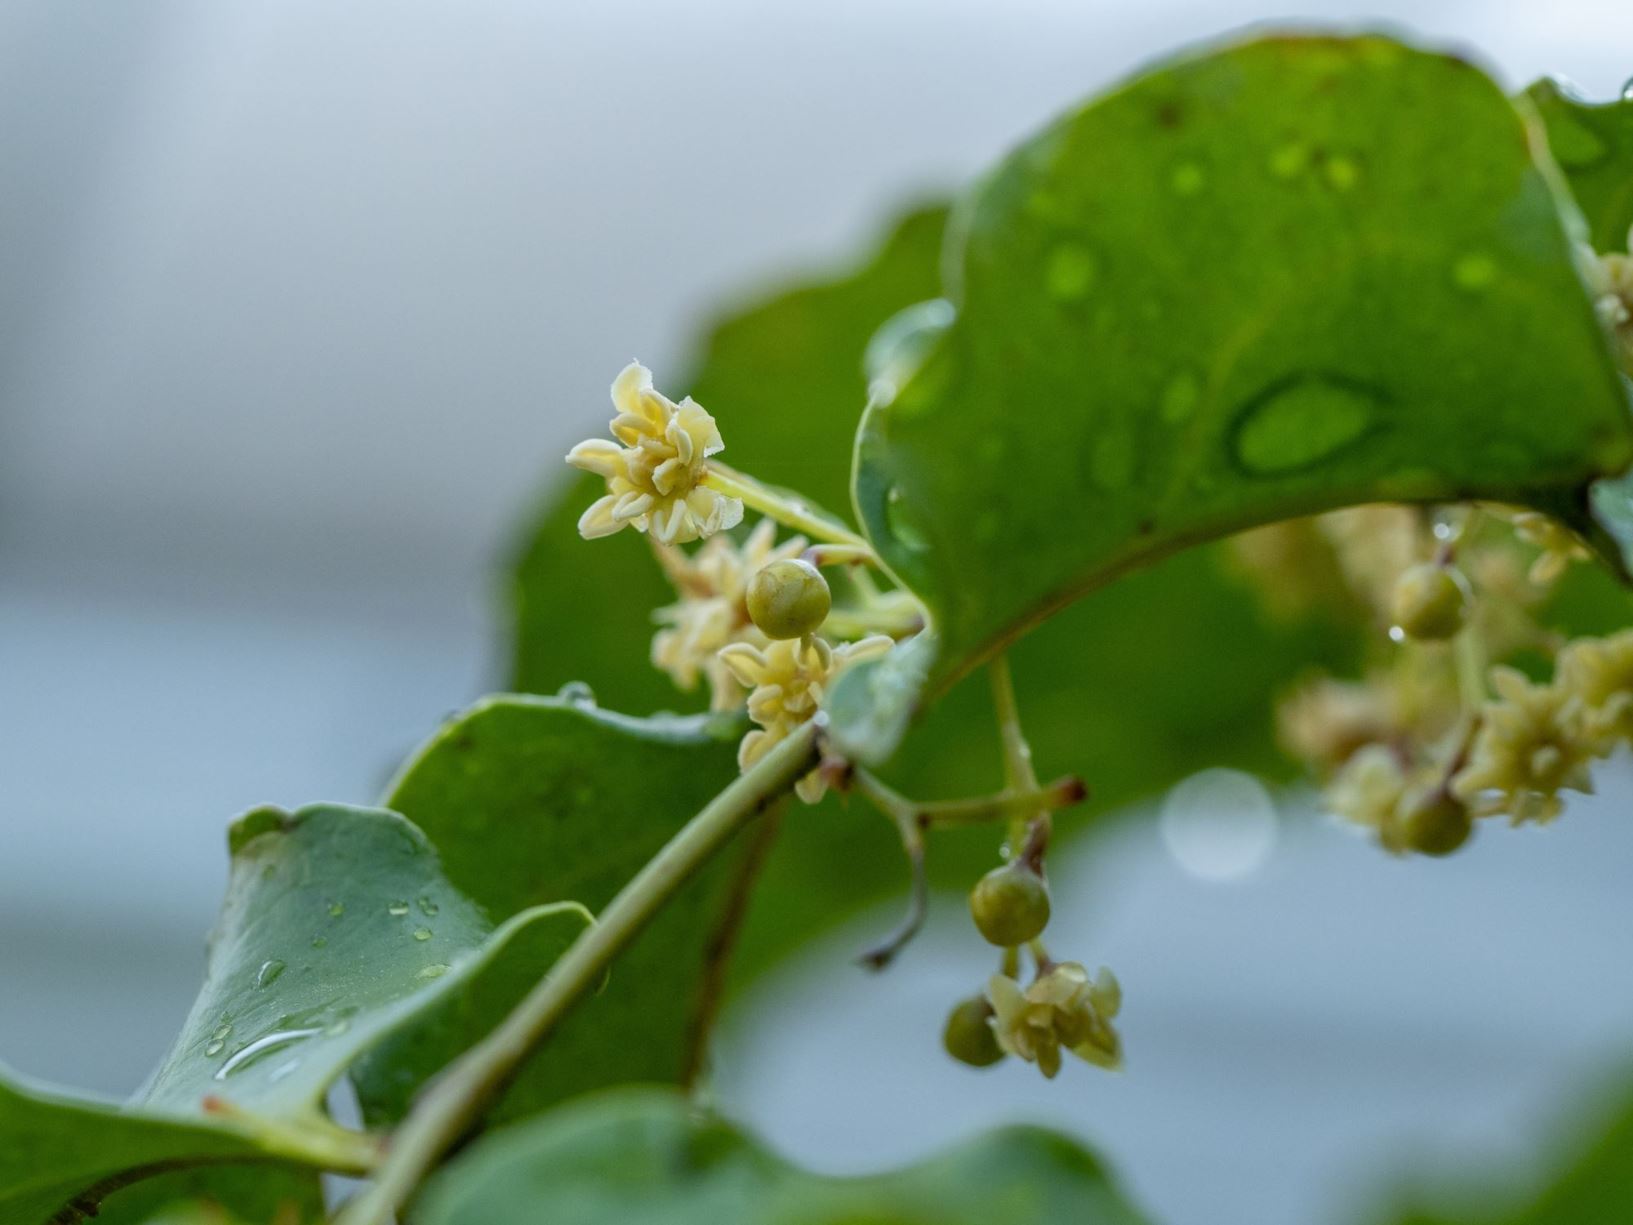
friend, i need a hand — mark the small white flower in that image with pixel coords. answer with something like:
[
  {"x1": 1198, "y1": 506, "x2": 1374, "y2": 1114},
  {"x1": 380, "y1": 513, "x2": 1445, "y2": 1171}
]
[
  {"x1": 566, "y1": 363, "x2": 743, "y2": 544},
  {"x1": 1454, "y1": 667, "x2": 1596, "y2": 824}
]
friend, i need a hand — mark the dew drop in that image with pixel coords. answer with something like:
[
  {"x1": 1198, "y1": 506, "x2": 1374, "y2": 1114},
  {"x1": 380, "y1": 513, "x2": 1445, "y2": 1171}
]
[
  {"x1": 1547, "y1": 116, "x2": 1608, "y2": 170},
  {"x1": 1452, "y1": 253, "x2": 1497, "y2": 291},
  {"x1": 884, "y1": 485, "x2": 930, "y2": 552},
  {"x1": 211, "y1": 1022, "x2": 233, "y2": 1041},
  {"x1": 311, "y1": 936, "x2": 327, "y2": 949},
  {"x1": 413, "y1": 927, "x2": 433, "y2": 942},
  {"x1": 204, "y1": 1040, "x2": 225, "y2": 1057},
  {"x1": 555, "y1": 680, "x2": 597, "y2": 706},
  {"x1": 417, "y1": 963, "x2": 451, "y2": 980},
  {"x1": 324, "y1": 1017, "x2": 351, "y2": 1037},
  {"x1": 1268, "y1": 143, "x2": 1308, "y2": 180},
  {"x1": 387, "y1": 901, "x2": 410, "y2": 917},
  {"x1": 1044, "y1": 243, "x2": 1098, "y2": 301},
  {"x1": 255, "y1": 959, "x2": 286, "y2": 989},
  {"x1": 1324, "y1": 155, "x2": 1360, "y2": 191},
  {"x1": 1170, "y1": 161, "x2": 1205, "y2": 195},
  {"x1": 213, "y1": 1028, "x2": 322, "y2": 1080},
  {"x1": 1161, "y1": 371, "x2": 1201, "y2": 423},
  {"x1": 1232, "y1": 373, "x2": 1382, "y2": 475},
  {"x1": 328, "y1": 901, "x2": 344, "y2": 918},
  {"x1": 1388, "y1": 624, "x2": 1408, "y2": 643},
  {"x1": 417, "y1": 896, "x2": 439, "y2": 917}
]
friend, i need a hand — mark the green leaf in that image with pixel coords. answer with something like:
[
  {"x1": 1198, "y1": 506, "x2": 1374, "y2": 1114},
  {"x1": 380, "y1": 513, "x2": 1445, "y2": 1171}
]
[
  {"x1": 1525, "y1": 77, "x2": 1633, "y2": 253},
  {"x1": 350, "y1": 696, "x2": 749, "y2": 1126},
  {"x1": 843, "y1": 34, "x2": 1632, "y2": 756},
  {"x1": 140, "y1": 804, "x2": 587, "y2": 1119},
  {"x1": 416, "y1": 1088, "x2": 1154, "y2": 1225},
  {"x1": 1, "y1": 804, "x2": 589, "y2": 1224},
  {"x1": 0, "y1": 1068, "x2": 311, "y2": 1225}
]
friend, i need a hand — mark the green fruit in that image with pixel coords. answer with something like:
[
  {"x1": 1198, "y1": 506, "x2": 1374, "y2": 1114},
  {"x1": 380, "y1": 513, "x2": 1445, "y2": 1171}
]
[
  {"x1": 1398, "y1": 786, "x2": 1473, "y2": 856},
  {"x1": 942, "y1": 996, "x2": 1004, "y2": 1067},
  {"x1": 746, "y1": 558, "x2": 831, "y2": 640},
  {"x1": 1389, "y1": 562, "x2": 1470, "y2": 641},
  {"x1": 969, "y1": 861, "x2": 1051, "y2": 947}
]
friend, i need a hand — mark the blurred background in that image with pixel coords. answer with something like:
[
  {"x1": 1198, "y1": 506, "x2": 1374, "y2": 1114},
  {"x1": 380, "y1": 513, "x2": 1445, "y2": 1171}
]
[{"x1": 4, "y1": 2, "x2": 1633, "y2": 1223}]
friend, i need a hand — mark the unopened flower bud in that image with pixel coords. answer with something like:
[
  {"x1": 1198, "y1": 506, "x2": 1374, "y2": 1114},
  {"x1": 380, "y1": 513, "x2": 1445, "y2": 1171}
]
[
  {"x1": 1389, "y1": 563, "x2": 1469, "y2": 641},
  {"x1": 746, "y1": 558, "x2": 831, "y2": 640},
  {"x1": 942, "y1": 995, "x2": 1005, "y2": 1067},
  {"x1": 1397, "y1": 784, "x2": 1473, "y2": 857},
  {"x1": 969, "y1": 860, "x2": 1051, "y2": 948}
]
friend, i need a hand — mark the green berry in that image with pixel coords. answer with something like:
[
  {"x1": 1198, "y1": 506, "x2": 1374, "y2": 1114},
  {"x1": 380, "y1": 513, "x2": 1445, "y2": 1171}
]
[
  {"x1": 746, "y1": 558, "x2": 831, "y2": 640},
  {"x1": 969, "y1": 861, "x2": 1051, "y2": 947},
  {"x1": 942, "y1": 995, "x2": 1004, "y2": 1067},
  {"x1": 1390, "y1": 563, "x2": 1470, "y2": 641},
  {"x1": 1398, "y1": 786, "x2": 1473, "y2": 857}
]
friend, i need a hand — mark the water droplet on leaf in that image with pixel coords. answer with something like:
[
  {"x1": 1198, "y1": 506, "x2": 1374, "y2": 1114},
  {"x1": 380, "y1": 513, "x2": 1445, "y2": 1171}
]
[
  {"x1": 1044, "y1": 243, "x2": 1098, "y2": 300},
  {"x1": 1170, "y1": 161, "x2": 1205, "y2": 195},
  {"x1": 328, "y1": 902, "x2": 344, "y2": 917},
  {"x1": 255, "y1": 960, "x2": 286, "y2": 989},
  {"x1": 417, "y1": 963, "x2": 451, "y2": 980},
  {"x1": 1452, "y1": 253, "x2": 1496, "y2": 291},
  {"x1": 387, "y1": 901, "x2": 410, "y2": 917},
  {"x1": 884, "y1": 485, "x2": 930, "y2": 552},
  {"x1": 413, "y1": 927, "x2": 433, "y2": 942},
  {"x1": 1232, "y1": 374, "x2": 1382, "y2": 475},
  {"x1": 417, "y1": 896, "x2": 439, "y2": 917},
  {"x1": 204, "y1": 1040, "x2": 225, "y2": 1057}
]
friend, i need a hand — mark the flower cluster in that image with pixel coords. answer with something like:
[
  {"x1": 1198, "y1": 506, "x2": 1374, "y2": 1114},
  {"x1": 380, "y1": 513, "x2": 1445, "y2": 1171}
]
[
  {"x1": 566, "y1": 365, "x2": 911, "y2": 804},
  {"x1": 1581, "y1": 230, "x2": 1633, "y2": 373},
  {"x1": 650, "y1": 520, "x2": 806, "y2": 710},
  {"x1": 1235, "y1": 493, "x2": 1633, "y2": 848},
  {"x1": 985, "y1": 962, "x2": 1122, "y2": 1079},
  {"x1": 720, "y1": 633, "x2": 893, "y2": 802},
  {"x1": 567, "y1": 362, "x2": 743, "y2": 544}
]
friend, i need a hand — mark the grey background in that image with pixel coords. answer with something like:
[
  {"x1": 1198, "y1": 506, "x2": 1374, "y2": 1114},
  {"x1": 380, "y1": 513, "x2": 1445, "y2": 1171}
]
[{"x1": 3, "y1": 3, "x2": 1632, "y2": 1223}]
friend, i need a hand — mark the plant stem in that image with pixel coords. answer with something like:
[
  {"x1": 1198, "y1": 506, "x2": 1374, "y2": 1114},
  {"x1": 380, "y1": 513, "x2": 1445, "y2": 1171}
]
[
  {"x1": 703, "y1": 463, "x2": 875, "y2": 554},
  {"x1": 988, "y1": 653, "x2": 1047, "y2": 853},
  {"x1": 335, "y1": 719, "x2": 824, "y2": 1225},
  {"x1": 851, "y1": 769, "x2": 1084, "y2": 830}
]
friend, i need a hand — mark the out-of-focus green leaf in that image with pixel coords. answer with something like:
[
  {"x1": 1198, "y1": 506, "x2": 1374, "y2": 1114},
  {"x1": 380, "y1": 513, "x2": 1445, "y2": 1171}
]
[
  {"x1": 82, "y1": 1166, "x2": 322, "y2": 1225},
  {"x1": 350, "y1": 696, "x2": 750, "y2": 1126},
  {"x1": 1380, "y1": 1071, "x2": 1633, "y2": 1225},
  {"x1": 840, "y1": 34, "x2": 1631, "y2": 760},
  {"x1": 1526, "y1": 78, "x2": 1633, "y2": 253},
  {"x1": 416, "y1": 1088, "x2": 1153, "y2": 1225}
]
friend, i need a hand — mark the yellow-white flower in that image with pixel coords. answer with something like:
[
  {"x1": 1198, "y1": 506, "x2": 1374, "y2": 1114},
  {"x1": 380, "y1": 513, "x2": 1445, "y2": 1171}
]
[
  {"x1": 1509, "y1": 512, "x2": 1589, "y2": 587},
  {"x1": 1324, "y1": 743, "x2": 1409, "y2": 846},
  {"x1": 1453, "y1": 667, "x2": 1595, "y2": 824},
  {"x1": 1557, "y1": 629, "x2": 1633, "y2": 751},
  {"x1": 650, "y1": 520, "x2": 806, "y2": 709},
  {"x1": 566, "y1": 362, "x2": 743, "y2": 544},
  {"x1": 985, "y1": 963, "x2": 1122, "y2": 1080},
  {"x1": 1580, "y1": 235, "x2": 1633, "y2": 371},
  {"x1": 717, "y1": 632, "x2": 893, "y2": 803}
]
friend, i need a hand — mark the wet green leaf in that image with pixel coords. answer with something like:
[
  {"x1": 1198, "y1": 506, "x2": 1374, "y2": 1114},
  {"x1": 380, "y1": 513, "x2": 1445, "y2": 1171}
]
[
  {"x1": 842, "y1": 34, "x2": 1631, "y2": 758},
  {"x1": 1, "y1": 804, "x2": 589, "y2": 1224},
  {"x1": 1526, "y1": 77, "x2": 1633, "y2": 253},
  {"x1": 416, "y1": 1088, "x2": 1153, "y2": 1225},
  {"x1": 350, "y1": 696, "x2": 750, "y2": 1127},
  {"x1": 141, "y1": 804, "x2": 587, "y2": 1119}
]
